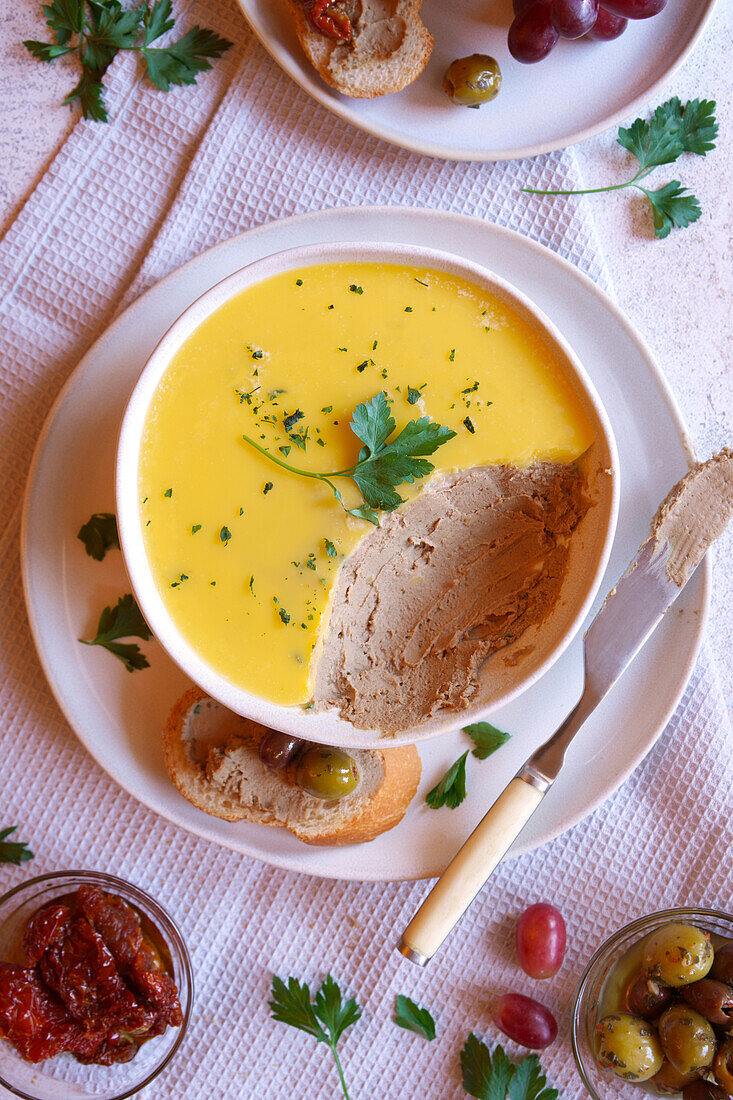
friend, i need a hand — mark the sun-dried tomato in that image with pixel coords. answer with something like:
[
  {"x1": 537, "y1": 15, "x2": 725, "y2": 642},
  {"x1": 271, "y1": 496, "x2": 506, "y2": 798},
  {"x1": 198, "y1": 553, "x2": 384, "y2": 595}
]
[
  {"x1": 0, "y1": 887, "x2": 183, "y2": 1066},
  {"x1": 39, "y1": 915, "x2": 154, "y2": 1033},
  {"x1": 78, "y1": 885, "x2": 142, "y2": 972},
  {"x1": 302, "y1": 0, "x2": 352, "y2": 40},
  {"x1": 130, "y1": 965, "x2": 183, "y2": 1027},
  {"x1": 0, "y1": 964, "x2": 102, "y2": 1063},
  {"x1": 23, "y1": 904, "x2": 71, "y2": 966}
]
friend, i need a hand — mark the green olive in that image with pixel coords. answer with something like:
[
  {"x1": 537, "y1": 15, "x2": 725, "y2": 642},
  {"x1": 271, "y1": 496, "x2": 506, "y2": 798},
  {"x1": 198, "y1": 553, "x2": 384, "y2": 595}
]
[
  {"x1": 713, "y1": 1036, "x2": 733, "y2": 1093},
  {"x1": 658, "y1": 1005, "x2": 716, "y2": 1076},
  {"x1": 652, "y1": 1059, "x2": 701, "y2": 1094},
  {"x1": 595, "y1": 1013, "x2": 664, "y2": 1081},
  {"x1": 443, "y1": 54, "x2": 502, "y2": 108},
  {"x1": 295, "y1": 747, "x2": 359, "y2": 800},
  {"x1": 643, "y1": 923, "x2": 714, "y2": 987}
]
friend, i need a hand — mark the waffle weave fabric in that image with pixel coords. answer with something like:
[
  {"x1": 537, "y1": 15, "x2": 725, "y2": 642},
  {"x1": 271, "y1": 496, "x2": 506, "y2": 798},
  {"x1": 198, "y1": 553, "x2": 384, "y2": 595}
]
[{"x1": 0, "y1": 2, "x2": 731, "y2": 1098}]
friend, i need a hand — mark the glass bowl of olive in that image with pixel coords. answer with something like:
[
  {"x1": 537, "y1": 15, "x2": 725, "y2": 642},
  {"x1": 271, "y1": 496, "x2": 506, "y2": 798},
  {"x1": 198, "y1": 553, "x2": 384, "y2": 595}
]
[{"x1": 572, "y1": 908, "x2": 733, "y2": 1099}]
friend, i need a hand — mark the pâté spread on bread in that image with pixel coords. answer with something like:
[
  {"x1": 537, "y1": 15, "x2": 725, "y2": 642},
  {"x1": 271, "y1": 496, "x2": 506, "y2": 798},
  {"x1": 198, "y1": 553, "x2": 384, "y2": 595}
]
[
  {"x1": 163, "y1": 687, "x2": 421, "y2": 844},
  {"x1": 289, "y1": 0, "x2": 433, "y2": 97},
  {"x1": 138, "y1": 261, "x2": 597, "y2": 735}
]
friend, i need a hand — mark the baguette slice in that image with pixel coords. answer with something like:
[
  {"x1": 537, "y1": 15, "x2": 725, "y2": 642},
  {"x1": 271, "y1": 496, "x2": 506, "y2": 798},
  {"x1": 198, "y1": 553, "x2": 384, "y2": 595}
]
[
  {"x1": 288, "y1": 0, "x2": 433, "y2": 98},
  {"x1": 163, "y1": 687, "x2": 421, "y2": 846}
]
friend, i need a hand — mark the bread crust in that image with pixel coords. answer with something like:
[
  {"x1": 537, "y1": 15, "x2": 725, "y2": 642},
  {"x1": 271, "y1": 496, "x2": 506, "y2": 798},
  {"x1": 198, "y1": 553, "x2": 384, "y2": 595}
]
[
  {"x1": 163, "y1": 687, "x2": 421, "y2": 846},
  {"x1": 287, "y1": 0, "x2": 433, "y2": 99}
]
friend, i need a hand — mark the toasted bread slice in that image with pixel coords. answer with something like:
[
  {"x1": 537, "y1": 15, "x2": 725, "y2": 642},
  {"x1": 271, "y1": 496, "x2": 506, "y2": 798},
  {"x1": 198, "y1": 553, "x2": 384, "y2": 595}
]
[
  {"x1": 163, "y1": 687, "x2": 421, "y2": 846},
  {"x1": 288, "y1": 0, "x2": 433, "y2": 98}
]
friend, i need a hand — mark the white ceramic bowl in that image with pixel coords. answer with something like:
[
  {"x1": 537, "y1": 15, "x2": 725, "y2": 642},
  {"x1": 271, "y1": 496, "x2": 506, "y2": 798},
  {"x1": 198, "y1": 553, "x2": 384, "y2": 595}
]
[{"x1": 116, "y1": 241, "x2": 619, "y2": 748}]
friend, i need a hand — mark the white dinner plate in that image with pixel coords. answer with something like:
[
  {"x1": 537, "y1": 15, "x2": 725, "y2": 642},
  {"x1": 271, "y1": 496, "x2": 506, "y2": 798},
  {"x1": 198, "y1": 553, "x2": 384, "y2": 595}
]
[
  {"x1": 239, "y1": 0, "x2": 716, "y2": 161},
  {"x1": 22, "y1": 206, "x2": 708, "y2": 881}
]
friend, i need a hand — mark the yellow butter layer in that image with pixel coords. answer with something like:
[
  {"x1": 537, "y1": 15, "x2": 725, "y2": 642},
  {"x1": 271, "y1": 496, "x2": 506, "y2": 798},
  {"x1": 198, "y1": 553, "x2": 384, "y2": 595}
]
[{"x1": 139, "y1": 262, "x2": 594, "y2": 705}]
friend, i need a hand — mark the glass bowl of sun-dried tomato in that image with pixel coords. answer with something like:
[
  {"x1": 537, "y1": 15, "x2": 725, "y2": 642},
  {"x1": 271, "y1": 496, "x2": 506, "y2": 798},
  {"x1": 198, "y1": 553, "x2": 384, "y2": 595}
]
[{"x1": 0, "y1": 870, "x2": 193, "y2": 1099}]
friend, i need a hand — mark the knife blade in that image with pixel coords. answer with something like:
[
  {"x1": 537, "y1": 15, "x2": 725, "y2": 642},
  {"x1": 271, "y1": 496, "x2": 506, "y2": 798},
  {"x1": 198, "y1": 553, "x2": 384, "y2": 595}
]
[{"x1": 398, "y1": 450, "x2": 733, "y2": 966}]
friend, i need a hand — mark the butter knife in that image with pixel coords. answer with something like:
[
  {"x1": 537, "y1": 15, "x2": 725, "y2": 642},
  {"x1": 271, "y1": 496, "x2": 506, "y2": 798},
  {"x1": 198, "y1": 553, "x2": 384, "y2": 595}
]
[{"x1": 398, "y1": 450, "x2": 733, "y2": 967}]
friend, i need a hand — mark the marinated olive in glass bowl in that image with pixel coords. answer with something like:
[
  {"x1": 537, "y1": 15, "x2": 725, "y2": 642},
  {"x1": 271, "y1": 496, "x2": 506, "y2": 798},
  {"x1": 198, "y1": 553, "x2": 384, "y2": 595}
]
[{"x1": 572, "y1": 909, "x2": 733, "y2": 1098}]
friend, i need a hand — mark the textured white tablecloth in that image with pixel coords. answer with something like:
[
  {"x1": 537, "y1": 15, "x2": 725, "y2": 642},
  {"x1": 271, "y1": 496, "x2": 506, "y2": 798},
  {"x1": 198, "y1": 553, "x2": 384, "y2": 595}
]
[{"x1": 0, "y1": 2, "x2": 731, "y2": 1097}]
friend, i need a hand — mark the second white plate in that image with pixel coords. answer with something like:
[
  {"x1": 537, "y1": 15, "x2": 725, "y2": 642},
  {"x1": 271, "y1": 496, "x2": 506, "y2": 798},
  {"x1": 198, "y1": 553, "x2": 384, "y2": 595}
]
[
  {"x1": 239, "y1": 0, "x2": 716, "y2": 161},
  {"x1": 22, "y1": 206, "x2": 708, "y2": 881}
]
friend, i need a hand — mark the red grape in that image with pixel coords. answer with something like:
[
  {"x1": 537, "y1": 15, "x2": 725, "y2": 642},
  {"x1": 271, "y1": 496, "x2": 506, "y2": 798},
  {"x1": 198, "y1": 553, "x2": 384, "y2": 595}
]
[
  {"x1": 596, "y1": 0, "x2": 665, "y2": 17},
  {"x1": 585, "y1": 6, "x2": 628, "y2": 38},
  {"x1": 508, "y1": 1, "x2": 559, "y2": 63},
  {"x1": 492, "y1": 993, "x2": 558, "y2": 1049},
  {"x1": 516, "y1": 903, "x2": 567, "y2": 979},
  {"x1": 513, "y1": 0, "x2": 542, "y2": 14},
  {"x1": 551, "y1": 0, "x2": 599, "y2": 37}
]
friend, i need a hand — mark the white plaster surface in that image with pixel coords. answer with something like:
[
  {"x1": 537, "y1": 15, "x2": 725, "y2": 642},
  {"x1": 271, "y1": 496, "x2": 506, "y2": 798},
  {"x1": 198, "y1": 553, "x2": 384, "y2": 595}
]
[{"x1": 1, "y1": 0, "x2": 731, "y2": 713}]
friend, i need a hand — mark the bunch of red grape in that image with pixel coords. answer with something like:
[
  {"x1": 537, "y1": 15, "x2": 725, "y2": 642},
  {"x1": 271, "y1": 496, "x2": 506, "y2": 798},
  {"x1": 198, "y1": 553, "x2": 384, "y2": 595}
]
[{"x1": 508, "y1": 0, "x2": 667, "y2": 63}]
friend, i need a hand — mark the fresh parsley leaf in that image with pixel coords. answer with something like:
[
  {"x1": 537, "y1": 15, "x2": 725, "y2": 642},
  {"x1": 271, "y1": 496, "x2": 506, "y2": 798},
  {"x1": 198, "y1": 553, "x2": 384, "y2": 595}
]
[
  {"x1": 24, "y1": 0, "x2": 232, "y2": 120},
  {"x1": 42, "y1": 0, "x2": 83, "y2": 44},
  {"x1": 522, "y1": 97, "x2": 716, "y2": 239},
  {"x1": 675, "y1": 96, "x2": 718, "y2": 154},
  {"x1": 313, "y1": 974, "x2": 362, "y2": 1044},
  {"x1": 241, "y1": 392, "x2": 455, "y2": 526},
  {"x1": 426, "y1": 751, "x2": 469, "y2": 810},
  {"x1": 407, "y1": 386, "x2": 421, "y2": 405},
  {"x1": 142, "y1": 25, "x2": 232, "y2": 90},
  {"x1": 23, "y1": 39, "x2": 74, "y2": 60},
  {"x1": 462, "y1": 1035, "x2": 514, "y2": 1100},
  {"x1": 507, "y1": 1055, "x2": 558, "y2": 1100},
  {"x1": 617, "y1": 109, "x2": 681, "y2": 171},
  {"x1": 642, "y1": 180, "x2": 702, "y2": 239},
  {"x1": 350, "y1": 391, "x2": 395, "y2": 456},
  {"x1": 461, "y1": 1036, "x2": 558, "y2": 1100},
  {"x1": 269, "y1": 975, "x2": 360, "y2": 1100},
  {"x1": 82, "y1": 1, "x2": 141, "y2": 72},
  {"x1": 63, "y1": 68, "x2": 108, "y2": 122},
  {"x1": 324, "y1": 538, "x2": 337, "y2": 558},
  {"x1": 77, "y1": 512, "x2": 119, "y2": 560},
  {"x1": 142, "y1": 0, "x2": 175, "y2": 45},
  {"x1": 269, "y1": 976, "x2": 327, "y2": 1042},
  {"x1": 393, "y1": 994, "x2": 436, "y2": 1040},
  {"x1": 379, "y1": 414, "x2": 456, "y2": 461},
  {"x1": 79, "y1": 593, "x2": 152, "y2": 672},
  {"x1": 464, "y1": 721, "x2": 511, "y2": 760},
  {"x1": 0, "y1": 827, "x2": 34, "y2": 866}
]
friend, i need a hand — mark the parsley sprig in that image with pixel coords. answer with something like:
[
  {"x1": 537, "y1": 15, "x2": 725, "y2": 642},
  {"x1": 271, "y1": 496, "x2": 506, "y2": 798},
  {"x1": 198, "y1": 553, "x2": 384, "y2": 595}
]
[
  {"x1": 393, "y1": 994, "x2": 436, "y2": 1040},
  {"x1": 0, "y1": 827, "x2": 34, "y2": 866},
  {"x1": 461, "y1": 1035, "x2": 558, "y2": 1100},
  {"x1": 269, "y1": 974, "x2": 361, "y2": 1100},
  {"x1": 426, "y1": 721, "x2": 511, "y2": 810},
  {"x1": 23, "y1": 0, "x2": 232, "y2": 122},
  {"x1": 79, "y1": 592, "x2": 152, "y2": 671},
  {"x1": 522, "y1": 97, "x2": 717, "y2": 238},
  {"x1": 242, "y1": 392, "x2": 456, "y2": 525}
]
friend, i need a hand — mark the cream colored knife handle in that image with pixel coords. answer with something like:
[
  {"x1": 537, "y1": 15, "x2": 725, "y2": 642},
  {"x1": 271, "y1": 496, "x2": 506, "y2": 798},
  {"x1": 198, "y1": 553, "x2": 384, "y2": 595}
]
[{"x1": 399, "y1": 777, "x2": 545, "y2": 965}]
